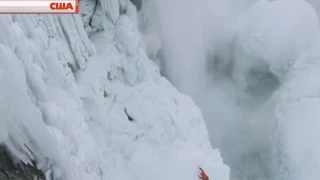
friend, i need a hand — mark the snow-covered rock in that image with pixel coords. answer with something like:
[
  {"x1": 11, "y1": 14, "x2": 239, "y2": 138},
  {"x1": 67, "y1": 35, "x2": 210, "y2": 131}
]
[
  {"x1": 264, "y1": 32, "x2": 320, "y2": 180},
  {"x1": 0, "y1": 1, "x2": 229, "y2": 180},
  {"x1": 224, "y1": 0, "x2": 320, "y2": 179},
  {"x1": 232, "y1": 0, "x2": 319, "y2": 91},
  {"x1": 232, "y1": 0, "x2": 320, "y2": 179}
]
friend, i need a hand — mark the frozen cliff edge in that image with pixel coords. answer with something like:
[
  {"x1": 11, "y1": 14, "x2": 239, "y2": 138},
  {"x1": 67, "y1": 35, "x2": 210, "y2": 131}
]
[{"x1": 0, "y1": 1, "x2": 229, "y2": 180}]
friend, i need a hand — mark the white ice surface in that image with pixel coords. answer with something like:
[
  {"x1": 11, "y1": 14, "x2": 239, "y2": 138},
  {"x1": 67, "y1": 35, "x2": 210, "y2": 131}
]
[
  {"x1": 232, "y1": 0, "x2": 319, "y2": 90},
  {"x1": 0, "y1": 1, "x2": 230, "y2": 180}
]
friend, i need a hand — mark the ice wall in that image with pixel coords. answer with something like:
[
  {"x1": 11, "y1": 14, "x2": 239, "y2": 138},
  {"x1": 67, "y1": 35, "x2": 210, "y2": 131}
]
[
  {"x1": 0, "y1": 1, "x2": 230, "y2": 180},
  {"x1": 230, "y1": 0, "x2": 320, "y2": 179}
]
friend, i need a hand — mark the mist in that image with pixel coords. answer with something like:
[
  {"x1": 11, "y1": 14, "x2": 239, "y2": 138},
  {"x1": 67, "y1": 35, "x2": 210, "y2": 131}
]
[
  {"x1": 148, "y1": 0, "x2": 320, "y2": 179},
  {"x1": 150, "y1": 0, "x2": 297, "y2": 179},
  {"x1": 153, "y1": 0, "x2": 263, "y2": 179},
  {"x1": 153, "y1": 0, "x2": 206, "y2": 97}
]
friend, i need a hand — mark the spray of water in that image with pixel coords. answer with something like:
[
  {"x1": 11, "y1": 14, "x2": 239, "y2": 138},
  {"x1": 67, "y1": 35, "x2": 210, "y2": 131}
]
[
  {"x1": 153, "y1": 0, "x2": 208, "y2": 97},
  {"x1": 151, "y1": 0, "x2": 320, "y2": 179},
  {"x1": 151, "y1": 0, "x2": 274, "y2": 179}
]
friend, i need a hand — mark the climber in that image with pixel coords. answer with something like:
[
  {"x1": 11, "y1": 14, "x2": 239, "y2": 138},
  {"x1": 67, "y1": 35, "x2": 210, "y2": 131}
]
[{"x1": 199, "y1": 167, "x2": 209, "y2": 180}]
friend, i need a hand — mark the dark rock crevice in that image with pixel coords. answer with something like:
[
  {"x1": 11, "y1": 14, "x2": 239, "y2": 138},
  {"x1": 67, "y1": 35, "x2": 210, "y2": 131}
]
[
  {"x1": 130, "y1": 0, "x2": 142, "y2": 11},
  {"x1": 0, "y1": 145, "x2": 45, "y2": 180}
]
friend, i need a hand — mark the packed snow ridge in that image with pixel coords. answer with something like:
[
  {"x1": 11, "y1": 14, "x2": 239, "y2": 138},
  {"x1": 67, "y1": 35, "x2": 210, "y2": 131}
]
[{"x1": 0, "y1": 0, "x2": 229, "y2": 180}]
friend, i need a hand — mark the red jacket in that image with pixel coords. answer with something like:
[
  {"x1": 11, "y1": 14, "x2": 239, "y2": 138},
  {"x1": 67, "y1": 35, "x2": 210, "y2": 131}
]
[{"x1": 199, "y1": 168, "x2": 209, "y2": 180}]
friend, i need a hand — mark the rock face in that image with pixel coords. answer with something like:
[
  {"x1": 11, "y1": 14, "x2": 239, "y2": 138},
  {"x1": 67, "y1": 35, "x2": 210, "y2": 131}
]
[{"x1": 0, "y1": 146, "x2": 44, "y2": 180}]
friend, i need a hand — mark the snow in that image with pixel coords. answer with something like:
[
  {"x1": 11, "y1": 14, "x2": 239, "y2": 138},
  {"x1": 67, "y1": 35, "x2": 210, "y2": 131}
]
[
  {"x1": 128, "y1": 142, "x2": 228, "y2": 180},
  {"x1": 268, "y1": 33, "x2": 320, "y2": 180},
  {"x1": 0, "y1": 1, "x2": 229, "y2": 180},
  {"x1": 232, "y1": 0, "x2": 319, "y2": 90},
  {"x1": 78, "y1": 22, "x2": 230, "y2": 179},
  {"x1": 229, "y1": 0, "x2": 320, "y2": 179}
]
